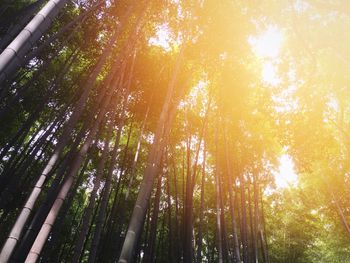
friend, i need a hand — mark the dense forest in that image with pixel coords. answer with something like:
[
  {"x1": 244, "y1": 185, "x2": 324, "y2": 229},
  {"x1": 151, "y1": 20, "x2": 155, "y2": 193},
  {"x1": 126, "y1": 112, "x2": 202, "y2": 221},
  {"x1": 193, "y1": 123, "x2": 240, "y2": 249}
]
[{"x1": 0, "y1": 0, "x2": 350, "y2": 262}]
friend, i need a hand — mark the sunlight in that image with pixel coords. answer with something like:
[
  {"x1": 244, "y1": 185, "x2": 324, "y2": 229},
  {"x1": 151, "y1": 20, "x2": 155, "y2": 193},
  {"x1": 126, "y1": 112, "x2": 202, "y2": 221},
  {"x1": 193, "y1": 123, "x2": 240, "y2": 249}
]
[
  {"x1": 249, "y1": 25, "x2": 283, "y2": 86},
  {"x1": 249, "y1": 25, "x2": 283, "y2": 59},
  {"x1": 149, "y1": 24, "x2": 175, "y2": 51},
  {"x1": 273, "y1": 154, "x2": 298, "y2": 188},
  {"x1": 3, "y1": 1, "x2": 350, "y2": 261},
  {"x1": 262, "y1": 62, "x2": 280, "y2": 86}
]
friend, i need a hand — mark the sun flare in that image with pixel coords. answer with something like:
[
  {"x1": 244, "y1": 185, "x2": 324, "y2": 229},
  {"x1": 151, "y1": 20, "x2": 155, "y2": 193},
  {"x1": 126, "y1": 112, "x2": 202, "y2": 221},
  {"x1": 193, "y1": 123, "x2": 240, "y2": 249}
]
[
  {"x1": 262, "y1": 62, "x2": 280, "y2": 86},
  {"x1": 249, "y1": 25, "x2": 283, "y2": 59},
  {"x1": 249, "y1": 25, "x2": 284, "y2": 86},
  {"x1": 273, "y1": 154, "x2": 298, "y2": 188}
]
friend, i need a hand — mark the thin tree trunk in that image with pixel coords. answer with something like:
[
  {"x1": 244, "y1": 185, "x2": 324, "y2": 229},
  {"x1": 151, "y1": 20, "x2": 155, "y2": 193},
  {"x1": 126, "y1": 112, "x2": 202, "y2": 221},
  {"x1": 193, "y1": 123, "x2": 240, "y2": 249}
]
[
  {"x1": 184, "y1": 128, "x2": 193, "y2": 263},
  {"x1": 259, "y1": 191, "x2": 269, "y2": 263},
  {"x1": 0, "y1": 119, "x2": 61, "y2": 208},
  {"x1": 166, "y1": 159, "x2": 173, "y2": 263},
  {"x1": 0, "y1": 27, "x2": 121, "y2": 261},
  {"x1": 125, "y1": 101, "x2": 150, "y2": 200},
  {"x1": 78, "y1": 195, "x2": 103, "y2": 263},
  {"x1": 118, "y1": 46, "x2": 184, "y2": 263},
  {"x1": 327, "y1": 183, "x2": 350, "y2": 237},
  {"x1": 93, "y1": 50, "x2": 138, "y2": 262},
  {"x1": 220, "y1": 177, "x2": 231, "y2": 263},
  {"x1": 41, "y1": 156, "x2": 89, "y2": 262},
  {"x1": 215, "y1": 126, "x2": 223, "y2": 263},
  {"x1": 141, "y1": 205, "x2": 151, "y2": 262},
  {"x1": 247, "y1": 177, "x2": 254, "y2": 263},
  {"x1": 71, "y1": 114, "x2": 115, "y2": 263},
  {"x1": 197, "y1": 142, "x2": 206, "y2": 263},
  {"x1": 0, "y1": 45, "x2": 79, "y2": 120},
  {"x1": 87, "y1": 89, "x2": 129, "y2": 263},
  {"x1": 172, "y1": 150, "x2": 181, "y2": 262},
  {"x1": 156, "y1": 209, "x2": 167, "y2": 262},
  {"x1": 240, "y1": 171, "x2": 248, "y2": 263},
  {"x1": 143, "y1": 167, "x2": 164, "y2": 263},
  {"x1": 224, "y1": 144, "x2": 241, "y2": 263},
  {"x1": 253, "y1": 173, "x2": 259, "y2": 263},
  {"x1": 22, "y1": 79, "x2": 119, "y2": 262},
  {"x1": 0, "y1": 104, "x2": 43, "y2": 159},
  {"x1": 10, "y1": 82, "x2": 116, "y2": 262},
  {"x1": 0, "y1": 110, "x2": 53, "y2": 179}
]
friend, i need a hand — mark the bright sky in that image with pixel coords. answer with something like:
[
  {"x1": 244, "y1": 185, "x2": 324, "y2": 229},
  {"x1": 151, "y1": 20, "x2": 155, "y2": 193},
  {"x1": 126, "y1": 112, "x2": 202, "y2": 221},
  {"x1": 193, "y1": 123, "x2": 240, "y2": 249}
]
[
  {"x1": 249, "y1": 25, "x2": 283, "y2": 59},
  {"x1": 249, "y1": 25, "x2": 283, "y2": 86},
  {"x1": 151, "y1": 23, "x2": 285, "y2": 88},
  {"x1": 149, "y1": 24, "x2": 179, "y2": 51},
  {"x1": 249, "y1": 26, "x2": 299, "y2": 189},
  {"x1": 273, "y1": 154, "x2": 298, "y2": 188},
  {"x1": 262, "y1": 62, "x2": 280, "y2": 86},
  {"x1": 149, "y1": 25, "x2": 171, "y2": 50}
]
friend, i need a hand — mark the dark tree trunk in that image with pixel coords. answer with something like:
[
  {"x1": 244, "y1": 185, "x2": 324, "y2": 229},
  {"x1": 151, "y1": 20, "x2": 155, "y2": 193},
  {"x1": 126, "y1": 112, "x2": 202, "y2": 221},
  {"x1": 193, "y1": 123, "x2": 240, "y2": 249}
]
[
  {"x1": 197, "y1": 142, "x2": 206, "y2": 263},
  {"x1": 118, "y1": 46, "x2": 184, "y2": 263},
  {"x1": 240, "y1": 171, "x2": 248, "y2": 263},
  {"x1": 215, "y1": 126, "x2": 223, "y2": 263},
  {"x1": 253, "y1": 173, "x2": 259, "y2": 263},
  {"x1": 166, "y1": 159, "x2": 173, "y2": 263},
  {"x1": 143, "y1": 167, "x2": 164, "y2": 263},
  {"x1": 22, "y1": 76, "x2": 120, "y2": 262},
  {"x1": 71, "y1": 114, "x2": 115, "y2": 263},
  {"x1": 0, "y1": 25, "x2": 122, "y2": 261},
  {"x1": 224, "y1": 137, "x2": 241, "y2": 263},
  {"x1": 184, "y1": 130, "x2": 193, "y2": 263},
  {"x1": 87, "y1": 93, "x2": 128, "y2": 263}
]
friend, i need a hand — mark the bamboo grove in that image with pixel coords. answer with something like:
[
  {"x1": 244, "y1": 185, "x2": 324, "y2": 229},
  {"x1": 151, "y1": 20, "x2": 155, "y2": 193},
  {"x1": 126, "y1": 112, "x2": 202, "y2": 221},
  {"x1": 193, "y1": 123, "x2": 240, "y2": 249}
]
[{"x1": 1, "y1": 0, "x2": 350, "y2": 262}]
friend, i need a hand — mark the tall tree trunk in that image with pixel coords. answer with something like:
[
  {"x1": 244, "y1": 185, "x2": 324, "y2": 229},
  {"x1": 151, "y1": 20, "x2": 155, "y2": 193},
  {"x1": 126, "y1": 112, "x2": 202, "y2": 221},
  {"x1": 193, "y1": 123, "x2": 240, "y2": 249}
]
[
  {"x1": 184, "y1": 128, "x2": 193, "y2": 263},
  {"x1": 224, "y1": 150, "x2": 241, "y2": 263},
  {"x1": 22, "y1": 78, "x2": 119, "y2": 262},
  {"x1": 0, "y1": 28, "x2": 121, "y2": 261},
  {"x1": 172, "y1": 150, "x2": 181, "y2": 262},
  {"x1": 327, "y1": 183, "x2": 350, "y2": 237},
  {"x1": 89, "y1": 53, "x2": 135, "y2": 261},
  {"x1": 125, "y1": 100, "x2": 150, "y2": 200},
  {"x1": 253, "y1": 173, "x2": 259, "y2": 263},
  {"x1": 239, "y1": 167, "x2": 249, "y2": 263},
  {"x1": 9, "y1": 83, "x2": 115, "y2": 262},
  {"x1": 143, "y1": 165, "x2": 164, "y2": 263},
  {"x1": 197, "y1": 142, "x2": 206, "y2": 263},
  {"x1": 220, "y1": 178, "x2": 231, "y2": 263},
  {"x1": 184, "y1": 93, "x2": 210, "y2": 263},
  {"x1": 166, "y1": 159, "x2": 173, "y2": 263},
  {"x1": 0, "y1": 0, "x2": 69, "y2": 84},
  {"x1": 156, "y1": 209, "x2": 167, "y2": 262},
  {"x1": 71, "y1": 113, "x2": 116, "y2": 263},
  {"x1": 41, "y1": 157, "x2": 89, "y2": 262},
  {"x1": 215, "y1": 126, "x2": 223, "y2": 263},
  {"x1": 247, "y1": 178, "x2": 254, "y2": 263},
  {"x1": 259, "y1": 191, "x2": 269, "y2": 263},
  {"x1": 118, "y1": 46, "x2": 184, "y2": 263},
  {"x1": 0, "y1": 103, "x2": 44, "y2": 159},
  {"x1": 0, "y1": 42, "x2": 79, "y2": 119},
  {"x1": 0, "y1": 0, "x2": 47, "y2": 51},
  {"x1": 0, "y1": 119, "x2": 61, "y2": 208},
  {"x1": 94, "y1": 50, "x2": 138, "y2": 262},
  {"x1": 87, "y1": 88, "x2": 130, "y2": 263},
  {"x1": 24, "y1": 1, "x2": 103, "y2": 65}
]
